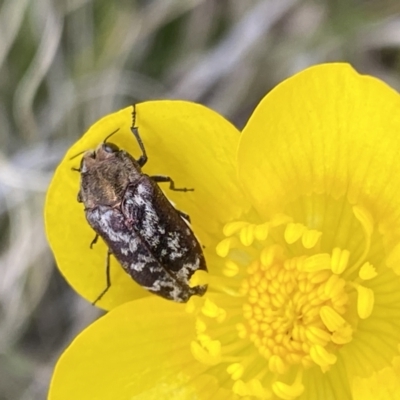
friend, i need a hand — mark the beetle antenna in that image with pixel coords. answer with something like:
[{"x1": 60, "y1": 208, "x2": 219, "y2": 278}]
[
  {"x1": 69, "y1": 128, "x2": 120, "y2": 161},
  {"x1": 103, "y1": 128, "x2": 120, "y2": 144},
  {"x1": 69, "y1": 150, "x2": 86, "y2": 161}
]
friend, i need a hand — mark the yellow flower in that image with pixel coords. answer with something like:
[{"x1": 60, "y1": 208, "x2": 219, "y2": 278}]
[{"x1": 46, "y1": 64, "x2": 400, "y2": 399}]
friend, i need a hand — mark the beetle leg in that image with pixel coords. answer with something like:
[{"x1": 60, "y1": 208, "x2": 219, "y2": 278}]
[
  {"x1": 151, "y1": 175, "x2": 194, "y2": 192},
  {"x1": 90, "y1": 233, "x2": 99, "y2": 249},
  {"x1": 92, "y1": 250, "x2": 112, "y2": 305}
]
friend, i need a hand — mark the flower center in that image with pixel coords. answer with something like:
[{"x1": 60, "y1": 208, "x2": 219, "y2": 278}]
[{"x1": 188, "y1": 195, "x2": 381, "y2": 400}]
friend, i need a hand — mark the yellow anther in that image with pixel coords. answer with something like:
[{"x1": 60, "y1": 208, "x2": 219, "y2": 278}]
[
  {"x1": 284, "y1": 223, "x2": 306, "y2": 244},
  {"x1": 201, "y1": 298, "x2": 226, "y2": 322},
  {"x1": 305, "y1": 326, "x2": 331, "y2": 346},
  {"x1": 284, "y1": 258, "x2": 296, "y2": 271},
  {"x1": 320, "y1": 305, "x2": 345, "y2": 331},
  {"x1": 260, "y1": 245, "x2": 276, "y2": 268},
  {"x1": 201, "y1": 298, "x2": 219, "y2": 318},
  {"x1": 226, "y1": 363, "x2": 244, "y2": 380},
  {"x1": 232, "y1": 380, "x2": 247, "y2": 396},
  {"x1": 247, "y1": 260, "x2": 259, "y2": 275},
  {"x1": 310, "y1": 345, "x2": 337, "y2": 371},
  {"x1": 185, "y1": 297, "x2": 202, "y2": 314},
  {"x1": 331, "y1": 292, "x2": 348, "y2": 308},
  {"x1": 239, "y1": 280, "x2": 249, "y2": 296},
  {"x1": 356, "y1": 284, "x2": 375, "y2": 319},
  {"x1": 303, "y1": 253, "x2": 331, "y2": 272},
  {"x1": 223, "y1": 221, "x2": 249, "y2": 236},
  {"x1": 195, "y1": 318, "x2": 207, "y2": 333},
  {"x1": 301, "y1": 356, "x2": 313, "y2": 369},
  {"x1": 331, "y1": 323, "x2": 353, "y2": 344},
  {"x1": 223, "y1": 260, "x2": 240, "y2": 277},
  {"x1": 309, "y1": 270, "x2": 331, "y2": 284},
  {"x1": 204, "y1": 339, "x2": 221, "y2": 356},
  {"x1": 248, "y1": 288, "x2": 259, "y2": 304},
  {"x1": 331, "y1": 247, "x2": 350, "y2": 274},
  {"x1": 190, "y1": 340, "x2": 221, "y2": 365},
  {"x1": 272, "y1": 378, "x2": 304, "y2": 400},
  {"x1": 324, "y1": 274, "x2": 346, "y2": 298},
  {"x1": 216, "y1": 237, "x2": 233, "y2": 257},
  {"x1": 260, "y1": 346, "x2": 272, "y2": 358},
  {"x1": 248, "y1": 379, "x2": 271, "y2": 398},
  {"x1": 359, "y1": 262, "x2": 377, "y2": 280},
  {"x1": 242, "y1": 303, "x2": 252, "y2": 319},
  {"x1": 189, "y1": 269, "x2": 209, "y2": 287},
  {"x1": 269, "y1": 354, "x2": 287, "y2": 374},
  {"x1": 254, "y1": 222, "x2": 269, "y2": 241},
  {"x1": 240, "y1": 224, "x2": 255, "y2": 246},
  {"x1": 236, "y1": 323, "x2": 247, "y2": 339},
  {"x1": 197, "y1": 333, "x2": 212, "y2": 345},
  {"x1": 302, "y1": 229, "x2": 322, "y2": 249}
]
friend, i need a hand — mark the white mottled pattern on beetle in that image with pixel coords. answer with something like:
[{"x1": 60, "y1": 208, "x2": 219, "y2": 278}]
[{"x1": 85, "y1": 175, "x2": 207, "y2": 302}]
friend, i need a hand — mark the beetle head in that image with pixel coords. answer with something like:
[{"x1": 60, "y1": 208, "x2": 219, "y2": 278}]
[{"x1": 77, "y1": 142, "x2": 141, "y2": 209}]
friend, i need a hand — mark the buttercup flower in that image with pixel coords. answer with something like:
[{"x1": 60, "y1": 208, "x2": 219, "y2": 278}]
[{"x1": 46, "y1": 64, "x2": 400, "y2": 399}]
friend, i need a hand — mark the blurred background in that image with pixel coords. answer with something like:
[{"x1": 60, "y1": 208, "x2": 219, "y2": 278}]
[{"x1": 1, "y1": 0, "x2": 400, "y2": 398}]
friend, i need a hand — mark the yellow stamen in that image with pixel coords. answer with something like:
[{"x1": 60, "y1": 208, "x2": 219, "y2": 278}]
[
  {"x1": 320, "y1": 305, "x2": 345, "y2": 331},
  {"x1": 331, "y1": 323, "x2": 353, "y2": 344},
  {"x1": 310, "y1": 345, "x2": 337, "y2": 371},
  {"x1": 272, "y1": 371, "x2": 304, "y2": 400},
  {"x1": 226, "y1": 363, "x2": 244, "y2": 380},
  {"x1": 223, "y1": 221, "x2": 249, "y2": 237},
  {"x1": 331, "y1": 247, "x2": 350, "y2": 274},
  {"x1": 201, "y1": 298, "x2": 226, "y2": 322},
  {"x1": 189, "y1": 270, "x2": 209, "y2": 287},
  {"x1": 359, "y1": 262, "x2": 377, "y2": 280},
  {"x1": 260, "y1": 244, "x2": 283, "y2": 267},
  {"x1": 194, "y1": 203, "x2": 377, "y2": 396},
  {"x1": 254, "y1": 222, "x2": 269, "y2": 241},
  {"x1": 302, "y1": 253, "x2": 331, "y2": 272},
  {"x1": 284, "y1": 223, "x2": 306, "y2": 244},
  {"x1": 324, "y1": 274, "x2": 346, "y2": 298},
  {"x1": 216, "y1": 237, "x2": 237, "y2": 257},
  {"x1": 240, "y1": 224, "x2": 256, "y2": 246},
  {"x1": 190, "y1": 339, "x2": 221, "y2": 365},
  {"x1": 355, "y1": 284, "x2": 375, "y2": 319},
  {"x1": 223, "y1": 260, "x2": 240, "y2": 277},
  {"x1": 305, "y1": 326, "x2": 331, "y2": 346},
  {"x1": 233, "y1": 379, "x2": 271, "y2": 398},
  {"x1": 302, "y1": 229, "x2": 322, "y2": 249},
  {"x1": 269, "y1": 354, "x2": 287, "y2": 374},
  {"x1": 236, "y1": 323, "x2": 247, "y2": 339}
]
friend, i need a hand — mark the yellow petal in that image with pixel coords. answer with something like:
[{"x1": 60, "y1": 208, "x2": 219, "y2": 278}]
[
  {"x1": 356, "y1": 285, "x2": 374, "y2": 319},
  {"x1": 45, "y1": 101, "x2": 247, "y2": 310},
  {"x1": 49, "y1": 297, "x2": 229, "y2": 399},
  {"x1": 352, "y1": 355, "x2": 400, "y2": 400},
  {"x1": 238, "y1": 63, "x2": 400, "y2": 240}
]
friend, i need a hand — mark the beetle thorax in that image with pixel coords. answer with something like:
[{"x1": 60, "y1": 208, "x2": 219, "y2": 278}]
[{"x1": 79, "y1": 147, "x2": 142, "y2": 209}]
